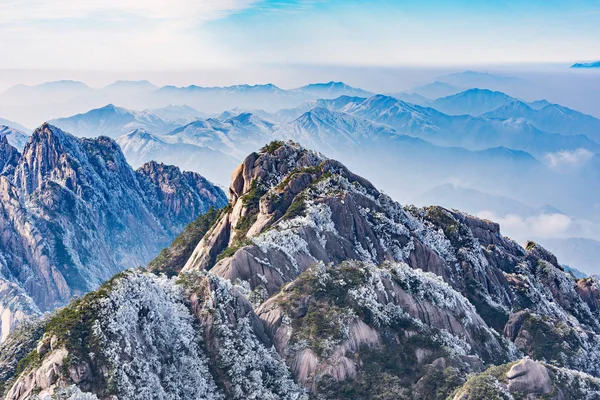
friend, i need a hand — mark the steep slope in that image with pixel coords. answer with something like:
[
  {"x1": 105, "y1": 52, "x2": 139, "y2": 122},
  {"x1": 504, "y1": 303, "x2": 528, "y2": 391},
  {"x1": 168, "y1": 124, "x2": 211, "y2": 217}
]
[
  {"x1": 49, "y1": 104, "x2": 181, "y2": 138},
  {"x1": 0, "y1": 136, "x2": 20, "y2": 176},
  {"x1": 116, "y1": 129, "x2": 238, "y2": 186},
  {"x1": 0, "y1": 124, "x2": 226, "y2": 339},
  {"x1": 0, "y1": 270, "x2": 307, "y2": 400},
  {"x1": 0, "y1": 126, "x2": 29, "y2": 151},
  {"x1": 432, "y1": 88, "x2": 518, "y2": 116},
  {"x1": 3, "y1": 141, "x2": 600, "y2": 399},
  {"x1": 0, "y1": 281, "x2": 40, "y2": 343}
]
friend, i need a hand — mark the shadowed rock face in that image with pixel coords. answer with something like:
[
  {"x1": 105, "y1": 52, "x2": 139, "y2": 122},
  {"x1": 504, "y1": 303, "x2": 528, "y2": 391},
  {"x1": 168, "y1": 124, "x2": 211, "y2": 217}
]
[
  {"x1": 0, "y1": 123, "x2": 226, "y2": 338},
  {"x1": 0, "y1": 136, "x2": 20, "y2": 177}
]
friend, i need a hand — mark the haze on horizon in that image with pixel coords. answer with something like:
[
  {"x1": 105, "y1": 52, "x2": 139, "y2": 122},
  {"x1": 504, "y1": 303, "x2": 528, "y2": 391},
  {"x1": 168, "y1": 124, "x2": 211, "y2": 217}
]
[{"x1": 1, "y1": 0, "x2": 599, "y2": 72}]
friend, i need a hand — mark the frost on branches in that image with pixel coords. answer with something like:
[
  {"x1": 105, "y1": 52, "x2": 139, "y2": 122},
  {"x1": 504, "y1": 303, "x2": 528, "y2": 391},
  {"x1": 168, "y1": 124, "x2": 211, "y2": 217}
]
[
  {"x1": 194, "y1": 273, "x2": 308, "y2": 400},
  {"x1": 92, "y1": 271, "x2": 222, "y2": 400}
]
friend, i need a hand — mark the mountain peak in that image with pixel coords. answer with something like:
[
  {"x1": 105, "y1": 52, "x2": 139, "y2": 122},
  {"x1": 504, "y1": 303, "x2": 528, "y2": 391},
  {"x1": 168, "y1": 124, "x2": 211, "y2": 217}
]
[
  {"x1": 29, "y1": 122, "x2": 71, "y2": 146},
  {"x1": 228, "y1": 140, "x2": 325, "y2": 201},
  {"x1": 571, "y1": 61, "x2": 600, "y2": 68},
  {"x1": 0, "y1": 134, "x2": 20, "y2": 175},
  {"x1": 104, "y1": 80, "x2": 157, "y2": 90},
  {"x1": 125, "y1": 128, "x2": 158, "y2": 140}
]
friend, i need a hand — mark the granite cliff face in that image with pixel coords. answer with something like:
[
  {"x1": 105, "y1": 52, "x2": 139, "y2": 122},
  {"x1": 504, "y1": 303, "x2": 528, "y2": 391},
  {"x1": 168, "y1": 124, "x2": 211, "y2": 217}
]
[
  {"x1": 2, "y1": 141, "x2": 600, "y2": 399},
  {"x1": 0, "y1": 124, "x2": 226, "y2": 340}
]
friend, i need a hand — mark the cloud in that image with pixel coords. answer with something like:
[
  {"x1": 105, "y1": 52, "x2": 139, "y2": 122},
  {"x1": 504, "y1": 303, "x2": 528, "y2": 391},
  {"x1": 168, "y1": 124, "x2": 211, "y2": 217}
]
[
  {"x1": 544, "y1": 148, "x2": 594, "y2": 171},
  {"x1": 477, "y1": 211, "x2": 573, "y2": 240},
  {"x1": 0, "y1": 0, "x2": 266, "y2": 69},
  {"x1": 0, "y1": 0, "x2": 259, "y2": 25}
]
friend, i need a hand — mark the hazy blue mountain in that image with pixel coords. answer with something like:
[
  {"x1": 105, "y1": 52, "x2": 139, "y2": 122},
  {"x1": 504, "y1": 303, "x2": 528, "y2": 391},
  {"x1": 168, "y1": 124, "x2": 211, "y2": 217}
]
[
  {"x1": 432, "y1": 88, "x2": 518, "y2": 116},
  {"x1": 0, "y1": 80, "x2": 92, "y2": 103},
  {"x1": 165, "y1": 113, "x2": 274, "y2": 159},
  {"x1": 571, "y1": 61, "x2": 600, "y2": 68},
  {"x1": 276, "y1": 106, "x2": 403, "y2": 155},
  {"x1": 411, "y1": 183, "x2": 537, "y2": 217},
  {"x1": 102, "y1": 80, "x2": 158, "y2": 93},
  {"x1": 409, "y1": 80, "x2": 462, "y2": 99},
  {"x1": 296, "y1": 81, "x2": 373, "y2": 98},
  {"x1": 482, "y1": 100, "x2": 600, "y2": 142},
  {"x1": 440, "y1": 117, "x2": 600, "y2": 157},
  {"x1": 49, "y1": 104, "x2": 182, "y2": 138},
  {"x1": 0, "y1": 126, "x2": 29, "y2": 151},
  {"x1": 389, "y1": 92, "x2": 432, "y2": 106},
  {"x1": 437, "y1": 70, "x2": 523, "y2": 88},
  {"x1": 149, "y1": 104, "x2": 207, "y2": 125},
  {"x1": 528, "y1": 99, "x2": 553, "y2": 110},
  {"x1": 0, "y1": 117, "x2": 29, "y2": 133},
  {"x1": 563, "y1": 265, "x2": 588, "y2": 279},
  {"x1": 307, "y1": 94, "x2": 599, "y2": 157},
  {"x1": 116, "y1": 129, "x2": 238, "y2": 185}
]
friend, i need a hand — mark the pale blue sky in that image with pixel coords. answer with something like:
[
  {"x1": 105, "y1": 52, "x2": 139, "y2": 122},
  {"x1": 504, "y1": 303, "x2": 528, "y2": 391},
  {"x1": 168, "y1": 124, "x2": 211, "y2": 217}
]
[{"x1": 0, "y1": 0, "x2": 598, "y2": 69}]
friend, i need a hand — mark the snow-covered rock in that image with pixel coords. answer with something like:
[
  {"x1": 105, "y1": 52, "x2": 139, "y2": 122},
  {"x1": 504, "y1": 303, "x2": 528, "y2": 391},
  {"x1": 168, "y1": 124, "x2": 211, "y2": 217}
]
[{"x1": 0, "y1": 123, "x2": 226, "y2": 340}]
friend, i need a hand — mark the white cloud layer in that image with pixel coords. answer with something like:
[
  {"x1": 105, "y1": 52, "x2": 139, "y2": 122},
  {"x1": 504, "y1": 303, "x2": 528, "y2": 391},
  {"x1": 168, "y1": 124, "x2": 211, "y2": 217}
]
[
  {"x1": 0, "y1": 0, "x2": 258, "y2": 24},
  {"x1": 544, "y1": 148, "x2": 594, "y2": 171},
  {"x1": 477, "y1": 211, "x2": 574, "y2": 240}
]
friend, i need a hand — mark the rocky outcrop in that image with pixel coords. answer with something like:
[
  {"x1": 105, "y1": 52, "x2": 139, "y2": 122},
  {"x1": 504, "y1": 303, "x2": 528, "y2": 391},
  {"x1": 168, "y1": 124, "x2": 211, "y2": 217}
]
[
  {"x1": 136, "y1": 161, "x2": 227, "y2": 232},
  {"x1": 453, "y1": 358, "x2": 600, "y2": 399},
  {"x1": 256, "y1": 260, "x2": 512, "y2": 391},
  {"x1": 0, "y1": 123, "x2": 226, "y2": 340},
  {"x1": 506, "y1": 358, "x2": 552, "y2": 395}
]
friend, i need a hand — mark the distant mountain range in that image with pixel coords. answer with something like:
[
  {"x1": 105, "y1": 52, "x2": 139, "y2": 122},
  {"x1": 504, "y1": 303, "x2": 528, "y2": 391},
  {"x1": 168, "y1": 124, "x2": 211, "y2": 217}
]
[
  {"x1": 0, "y1": 118, "x2": 29, "y2": 133},
  {"x1": 116, "y1": 129, "x2": 238, "y2": 185},
  {"x1": 0, "y1": 126, "x2": 29, "y2": 151},
  {"x1": 432, "y1": 88, "x2": 518, "y2": 116},
  {"x1": 41, "y1": 90, "x2": 600, "y2": 221},
  {"x1": 571, "y1": 61, "x2": 600, "y2": 68},
  {"x1": 0, "y1": 80, "x2": 374, "y2": 127},
  {"x1": 49, "y1": 104, "x2": 182, "y2": 138}
]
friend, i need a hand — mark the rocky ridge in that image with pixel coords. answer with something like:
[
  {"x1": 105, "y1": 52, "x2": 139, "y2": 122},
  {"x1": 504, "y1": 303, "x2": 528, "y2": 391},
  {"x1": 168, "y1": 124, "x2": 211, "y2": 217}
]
[
  {"x1": 0, "y1": 123, "x2": 226, "y2": 340},
  {"x1": 2, "y1": 141, "x2": 600, "y2": 399}
]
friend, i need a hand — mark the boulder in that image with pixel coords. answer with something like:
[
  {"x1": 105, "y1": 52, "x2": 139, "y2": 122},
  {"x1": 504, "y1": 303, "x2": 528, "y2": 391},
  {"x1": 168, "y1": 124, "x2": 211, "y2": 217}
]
[{"x1": 507, "y1": 358, "x2": 552, "y2": 395}]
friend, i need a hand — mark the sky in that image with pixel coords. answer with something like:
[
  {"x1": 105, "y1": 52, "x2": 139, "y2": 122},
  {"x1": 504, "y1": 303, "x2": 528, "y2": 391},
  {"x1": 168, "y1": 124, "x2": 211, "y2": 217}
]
[{"x1": 0, "y1": 0, "x2": 599, "y2": 70}]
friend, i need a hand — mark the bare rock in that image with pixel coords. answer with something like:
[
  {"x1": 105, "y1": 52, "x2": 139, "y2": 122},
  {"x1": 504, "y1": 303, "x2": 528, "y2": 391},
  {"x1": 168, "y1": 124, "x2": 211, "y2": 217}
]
[{"x1": 507, "y1": 358, "x2": 552, "y2": 395}]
